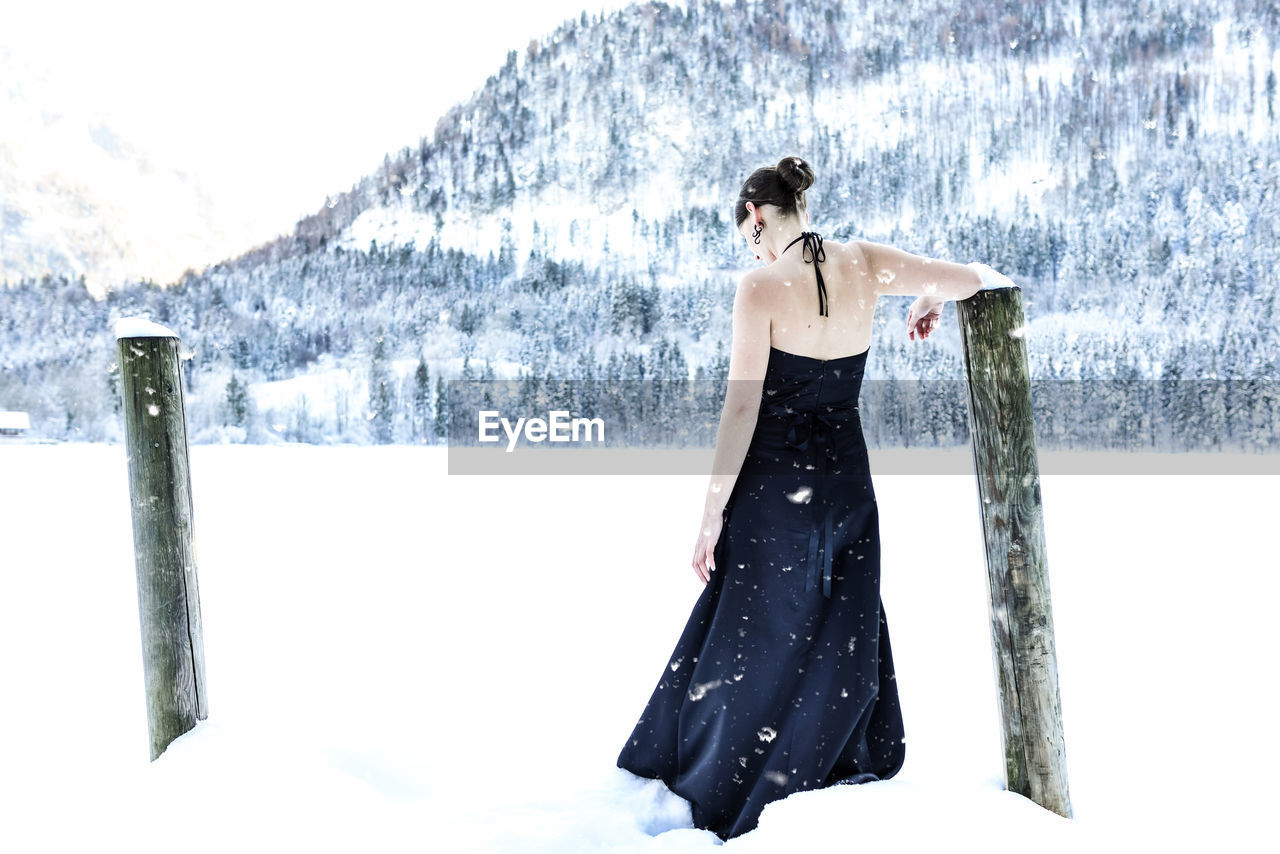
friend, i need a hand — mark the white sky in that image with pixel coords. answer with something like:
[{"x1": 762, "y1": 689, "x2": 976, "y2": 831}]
[{"x1": 1, "y1": 0, "x2": 647, "y2": 248}]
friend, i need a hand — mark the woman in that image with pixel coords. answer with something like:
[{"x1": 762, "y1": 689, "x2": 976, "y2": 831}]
[{"x1": 616, "y1": 155, "x2": 1010, "y2": 840}]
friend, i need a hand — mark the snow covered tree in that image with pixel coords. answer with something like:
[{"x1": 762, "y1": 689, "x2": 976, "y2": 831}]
[
  {"x1": 433, "y1": 375, "x2": 448, "y2": 441},
  {"x1": 368, "y1": 329, "x2": 394, "y2": 444},
  {"x1": 412, "y1": 356, "x2": 431, "y2": 442},
  {"x1": 226, "y1": 373, "x2": 248, "y2": 428}
]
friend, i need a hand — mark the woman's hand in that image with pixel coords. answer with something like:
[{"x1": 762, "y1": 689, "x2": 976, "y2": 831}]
[
  {"x1": 906, "y1": 296, "x2": 945, "y2": 341},
  {"x1": 691, "y1": 510, "x2": 723, "y2": 584}
]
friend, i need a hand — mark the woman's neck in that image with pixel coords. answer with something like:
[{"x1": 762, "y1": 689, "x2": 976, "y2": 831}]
[{"x1": 764, "y1": 220, "x2": 809, "y2": 261}]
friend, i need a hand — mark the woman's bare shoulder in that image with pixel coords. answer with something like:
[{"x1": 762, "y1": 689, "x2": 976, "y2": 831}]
[{"x1": 826, "y1": 237, "x2": 872, "y2": 273}]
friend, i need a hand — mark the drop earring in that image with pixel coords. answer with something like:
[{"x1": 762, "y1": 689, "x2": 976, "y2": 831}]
[{"x1": 752, "y1": 221, "x2": 763, "y2": 244}]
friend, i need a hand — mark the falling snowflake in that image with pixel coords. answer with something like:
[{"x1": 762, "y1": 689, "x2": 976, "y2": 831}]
[
  {"x1": 785, "y1": 486, "x2": 813, "y2": 504},
  {"x1": 688, "y1": 679, "x2": 723, "y2": 701}
]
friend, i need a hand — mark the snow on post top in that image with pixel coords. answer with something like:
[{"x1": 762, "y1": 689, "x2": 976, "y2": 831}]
[
  {"x1": 114, "y1": 317, "x2": 178, "y2": 340},
  {"x1": 965, "y1": 262, "x2": 1016, "y2": 291}
]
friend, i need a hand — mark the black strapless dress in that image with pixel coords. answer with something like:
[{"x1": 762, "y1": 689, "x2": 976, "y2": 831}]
[{"x1": 616, "y1": 234, "x2": 906, "y2": 840}]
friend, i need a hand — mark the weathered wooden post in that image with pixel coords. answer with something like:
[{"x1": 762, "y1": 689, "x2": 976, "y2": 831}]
[
  {"x1": 956, "y1": 280, "x2": 1072, "y2": 819},
  {"x1": 115, "y1": 317, "x2": 208, "y2": 760}
]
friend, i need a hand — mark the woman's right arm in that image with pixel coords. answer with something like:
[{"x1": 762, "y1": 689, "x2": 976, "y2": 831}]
[{"x1": 855, "y1": 239, "x2": 984, "y2": 301}]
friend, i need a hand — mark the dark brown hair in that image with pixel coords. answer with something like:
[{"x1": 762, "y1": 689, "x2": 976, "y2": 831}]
[{"x1": 734, "y1": 155, "x2": 816, "y2": 227}]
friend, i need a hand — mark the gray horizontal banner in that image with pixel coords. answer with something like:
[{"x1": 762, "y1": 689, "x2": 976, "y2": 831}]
[
  {"x1": 444, "y1": 378, "x2": 1280, "y2": 475},
  {"x1": 447, "y1": 446, "x2": 1280, "y2": 475}
]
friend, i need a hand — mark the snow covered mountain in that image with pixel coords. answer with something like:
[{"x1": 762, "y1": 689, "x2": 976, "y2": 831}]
[
  {"x1": 280, "y1": 1, "x2": 1273, "y2": 282},
  {"x1": 2, "y1": 0, "x2": 1277, "y2": 446},
  {"x1": 0, "y1": 47, "x2": 257, "y2": 296}
]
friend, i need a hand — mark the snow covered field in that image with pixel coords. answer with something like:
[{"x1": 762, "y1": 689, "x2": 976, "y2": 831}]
[{"x1": 0, "y1": 443, "x2": 1274, "y2": 852}]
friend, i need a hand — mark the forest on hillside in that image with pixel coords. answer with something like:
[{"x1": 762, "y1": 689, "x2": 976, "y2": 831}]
[{"x1": 2, "y1": 0, "x2": 1277, "y2": 449}]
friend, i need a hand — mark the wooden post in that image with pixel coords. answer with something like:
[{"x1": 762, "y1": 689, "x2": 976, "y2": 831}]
[
  {"x1": 956, "y1": 286, "x2": 1073, "y2": 819},
  {"x1": 115, "y1": 318, "x2": 208, "y2": 760}
]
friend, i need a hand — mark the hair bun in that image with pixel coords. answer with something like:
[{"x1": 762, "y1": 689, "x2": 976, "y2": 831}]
[{"x1": 776, "y1": 155, "x2": 815, "y2": 193}]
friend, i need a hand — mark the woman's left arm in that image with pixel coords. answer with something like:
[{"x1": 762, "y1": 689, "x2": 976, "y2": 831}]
[{"x1": 691, "y1": 274, "x2": 771, "y2": 583}]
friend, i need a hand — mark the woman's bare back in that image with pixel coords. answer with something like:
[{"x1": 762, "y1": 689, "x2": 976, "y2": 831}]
[{"x1": 753, "y1": 238, "x2": 875, "y2": 360}]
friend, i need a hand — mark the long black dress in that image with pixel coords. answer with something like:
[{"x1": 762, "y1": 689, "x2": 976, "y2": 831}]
[{"x1": 616, "y1": 232, "x2": 906, "y2": 840}]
